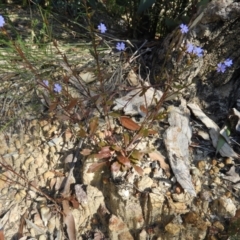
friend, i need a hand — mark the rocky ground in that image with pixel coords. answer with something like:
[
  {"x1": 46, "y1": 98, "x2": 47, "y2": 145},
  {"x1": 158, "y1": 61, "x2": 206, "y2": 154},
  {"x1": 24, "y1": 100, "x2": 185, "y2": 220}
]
[{"x1": 1, "y1": 2, "x2": 240, "y2": 240}]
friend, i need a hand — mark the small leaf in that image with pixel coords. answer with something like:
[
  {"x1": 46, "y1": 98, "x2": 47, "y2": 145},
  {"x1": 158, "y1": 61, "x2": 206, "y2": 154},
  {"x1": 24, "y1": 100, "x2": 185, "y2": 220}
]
[
  {"x1": 117, "y1": 155, "x2": 131, "y2": 167},
  {"x1": 220, "y1": 125, "x2": 231, "y2": 143},
  {"x1": 87, "y1": 161, "x2": 108, "y2": 173},
  {"x1": 148, "y1": 129, "x2": 158, "y2": 135},
  {"x1": 78, "y1": 127, "x2": 87, "y2": 137},
  {"x1": 133, "y1": 165, "x2": 143, "y2": 176},
  {"x1": 95, "y1": 146, "x2": 112, "y2": 159},
  {"x1": 109, "y1": 112, "x2": 121, "y2": 118},
  {"x1": 123, "y1": 132, "x2": 130, "y2": 146},
  {"x1": 216, "y1": 124, "x2": 231, "y2": 155},
  {"x1": 120, "y1": 116, "x2": 140, "y2": 131},
  {"x1": 0, "y1": 229, "x2": 5, "y2": 240},
  {"x1": 89, "y1": 117, "x2": 99, "y2": 135},
  {"x1": 111, "y1": 145, "x2": 121, "y2": 152},
  {"x1": 130, "y1": 149, "x2": 144, "y2": 160},
  {"x1": 140, "y1": 105, "x2": 147, "y2": 115},
  {"x1": 65, "y1": 98, "x2": 78, "y2": 111},
  {"x1": 49, "y1": 101, "x2": 58, "y2": 111}
]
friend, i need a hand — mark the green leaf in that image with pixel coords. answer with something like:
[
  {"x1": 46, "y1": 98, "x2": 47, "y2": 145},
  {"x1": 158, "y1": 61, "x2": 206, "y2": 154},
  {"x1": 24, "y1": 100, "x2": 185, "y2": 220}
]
[
  {"x1": 137, "y1": 0, "x2": 156, "y2": 14},
  {"x1": 216, "y1": 125, "x2": 231, "y2": 155},
  {"x1": 109, "y1": 112, "x2": 121, "y2": 118},
  {"x1": 130, "y1": 149, "x2": 144, "y2": 160}
]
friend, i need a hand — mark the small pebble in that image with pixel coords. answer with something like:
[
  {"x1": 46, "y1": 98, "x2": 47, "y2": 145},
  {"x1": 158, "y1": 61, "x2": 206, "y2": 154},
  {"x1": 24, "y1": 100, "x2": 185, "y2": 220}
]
[{"x1": 225, "y1": 157, "x2": 233, "y2": 165}]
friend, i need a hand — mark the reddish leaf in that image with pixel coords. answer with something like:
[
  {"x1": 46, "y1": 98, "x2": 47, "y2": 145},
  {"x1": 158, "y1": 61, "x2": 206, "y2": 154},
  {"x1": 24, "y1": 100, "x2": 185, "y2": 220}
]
[
  {"x1": 140, "y1": 105, "x2": 147, "y2": 114},
  {"x1": 80, "y1": 148, "x2": 92, "y2": 156},
  {"x1": 0, "y1": 228, "x2": 5, "y2": 240},
  {"x1": 120, "y1": 116, "x2": 140, "y2": 131},
  {"x1": 133, "y1": 165, "x2": 143, "y2": 176},
  {"x1": 89, "y1": 117, "x2": 99, "y2": 135},
  {"x1": 49, "y1": 101, "x2": 58, "y2": 111},
  {"x1": 117, "y1": 155, "x2": 131, "y2": 167},
  {"x1": 111, "y1": 161, "x2": 121, "y2": 172},
  {"x1": 66, "y1": 98, "x2": 78, "y2": 111},
  {"x1": 95, "y1": 146, "x2": 112, "y2": 159},
  {"x1": 148, "y1": 129, "x2": 158, "y2": 135},
  {"x1": 87, "y1": 161, "x2": 107, "y2": 173}
]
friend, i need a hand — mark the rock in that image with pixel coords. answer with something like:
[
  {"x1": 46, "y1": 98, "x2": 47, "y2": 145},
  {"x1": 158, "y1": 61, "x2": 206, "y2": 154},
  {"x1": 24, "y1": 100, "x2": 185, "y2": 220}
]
[
  {"x1": 40, "y1": 204, "x2": 51, "y2": 226},
  {"x1": 137, "y1": 176, "x2": 153, "y2": 191},
  {"x1": 217, "y1": 196, "x2": 236, "y2": 217},
  {"x1": 47, "y1": 216, "x2": 57, "y2": 234},
  {"x1": 38, "y1": 235, "x2": 47, "y2": 240},
  {"x1": 105, "y1": 181, "x2": 144, "y2": 230},
  {"x1": 43, "y1": 171, "x2": 55, "y2": 181},
  {"x1": 108, "y1": 214, "x2": 134, "y2": 240},
  {"x1": 139, "y1": 229, "x2": 148, "y2": 240},
  {"x1": 213, "y1": 221, "x2": 224, "y2": 231},
  {"x1": 14, "y1": 189, "x2": 26, "y2": 202},
  {"x1": 165, "y1": 223, "x2": 181, "y2": 235}
]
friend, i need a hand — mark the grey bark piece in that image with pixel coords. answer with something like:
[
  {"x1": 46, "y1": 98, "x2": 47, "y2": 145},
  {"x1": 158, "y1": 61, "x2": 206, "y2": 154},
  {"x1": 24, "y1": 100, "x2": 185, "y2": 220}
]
[
  {"x1": 188, "y1": 103, "x2": 238, "y2": 158},
  {"x1": 164, "y1": 100, "x2": 196, "y2": 196}
]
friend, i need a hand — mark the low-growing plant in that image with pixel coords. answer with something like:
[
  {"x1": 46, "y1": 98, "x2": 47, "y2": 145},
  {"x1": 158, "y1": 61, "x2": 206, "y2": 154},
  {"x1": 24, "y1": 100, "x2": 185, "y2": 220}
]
[{"x1": 0, "y1": 0, "x2": 234, "y2": 175}]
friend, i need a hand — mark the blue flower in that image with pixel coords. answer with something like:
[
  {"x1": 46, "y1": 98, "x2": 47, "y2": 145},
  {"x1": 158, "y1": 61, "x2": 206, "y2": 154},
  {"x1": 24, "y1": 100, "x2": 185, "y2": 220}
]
[
  {"x1": 186, "y1": 43, "x2": 203, "y2": 57},
  {"x1": 186, "y1": 43, "x2": 194, "y2": 53},
  {"x1": 224, "y1": 58, "x2": 233, "y2": 67},
  {"x1": 116, "y1": 42, "x2": 125, "y2": 51},
  {"x1": 193, "y1": 46, "x2": 203, "y2": 57},
  {"x1": 98, "y1": 23, "x2": 107, "y2": 33},
  {"x1": 217, "y1": 63, "x2": 226, "y2": 73},
  {"x1": 0, "y1": 15, "x2": 5, "y2": 28},
  {"x1": 217, "y1": 58, "x2": 233, "y2": 73},
  {"x1": 43, "y1": 80, "x2": 49, "y2": 87},
  {"x1": 180, "y1": 24, "x2": 189, "y2": 34},
  {"x1": 54, "y1": 83, "x2": 62, "y2": 93}
]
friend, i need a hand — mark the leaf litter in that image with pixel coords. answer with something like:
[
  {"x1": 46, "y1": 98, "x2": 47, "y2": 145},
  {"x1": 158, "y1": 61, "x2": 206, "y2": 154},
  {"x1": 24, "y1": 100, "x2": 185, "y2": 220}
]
[{"x1": 188, "y1": 103, "x2": 238, "y2": 158}]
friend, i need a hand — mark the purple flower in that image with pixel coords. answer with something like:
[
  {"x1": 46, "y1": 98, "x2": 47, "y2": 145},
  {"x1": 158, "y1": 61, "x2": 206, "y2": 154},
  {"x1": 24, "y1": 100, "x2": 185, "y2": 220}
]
[
  {"x1": 54, "y1": 83, "x2": 62, "y2": 93},
  {"x1": 224, "y1": 58, "x2": 233, "y2": 67},
  {"x1": 180, "y1": 24, "x2": 189, "y2": 34},
  {"x1": 0, "y1": 15, "x2": 5, "y2": 28},
  {"x1": 116, "y1": 42, "x2": 125, "y2": 51},
  {"x1": 217, "y1": 63, "x2": 226, "y2": 73},
  {"x1": 186, "y1": 43, "x2": 194, "y2": 53},
  {"x1": 193, "y1": 46, "x2": 203, "y2": 57},
  {"x1": 43, "y1": 80, "x2": 49, "y2": 87},
  {"x1": 186, "y1": 43, "x2": 203, "y2": 57},
  {"x1": 98, "y1": 23, "x2": 107, "y2": 33}
]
